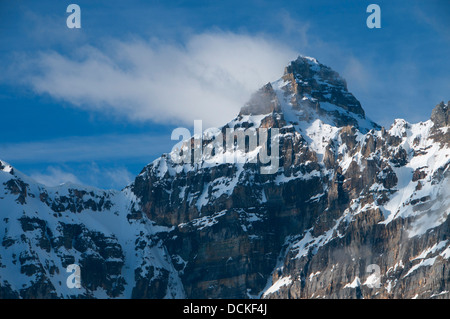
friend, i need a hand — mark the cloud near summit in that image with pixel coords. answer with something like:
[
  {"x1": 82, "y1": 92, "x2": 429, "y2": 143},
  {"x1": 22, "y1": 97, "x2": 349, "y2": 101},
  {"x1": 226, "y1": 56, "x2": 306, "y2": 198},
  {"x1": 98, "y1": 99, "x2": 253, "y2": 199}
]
[{"x1": 21, "y1": 32, "x2": 297, "y2": 127}]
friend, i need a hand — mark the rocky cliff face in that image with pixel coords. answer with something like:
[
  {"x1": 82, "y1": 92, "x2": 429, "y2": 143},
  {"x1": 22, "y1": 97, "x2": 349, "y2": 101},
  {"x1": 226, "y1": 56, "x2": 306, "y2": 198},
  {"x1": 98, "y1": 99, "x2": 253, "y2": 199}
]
[{"x1": 0, "y1": 56, "x2": 449, "y2": 299}]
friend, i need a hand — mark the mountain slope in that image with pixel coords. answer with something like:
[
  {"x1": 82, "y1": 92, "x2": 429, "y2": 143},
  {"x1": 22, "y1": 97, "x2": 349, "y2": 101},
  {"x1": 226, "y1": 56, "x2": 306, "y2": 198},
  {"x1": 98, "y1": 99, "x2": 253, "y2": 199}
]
[
  {"x1": 0, "y1": 56, "x2": 449, "y2": 299},
  {"x1": 0, "y1": 160, "x2": 184, "y2": 298}
]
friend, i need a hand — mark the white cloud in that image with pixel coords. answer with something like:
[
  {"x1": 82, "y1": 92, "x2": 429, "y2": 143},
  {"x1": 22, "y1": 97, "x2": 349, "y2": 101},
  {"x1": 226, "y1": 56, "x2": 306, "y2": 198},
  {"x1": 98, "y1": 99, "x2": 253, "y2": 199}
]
[
  {"x1": 31, "y1": 166, "x2": 81, "y2": 187},
  {"x1": 1, "y1": 134, "x2": 169, "y2": 189},
  {"x1": 30, "y1": 164, "x2": 135, "y2": 190},
  {"x1": 277, "y1": 10, "x2": 310, "y2": 48},
  {"x1": 21, "y1": 32, "x2": 297, "y2": 127},
  {"x1": 342, "y1": 56, "x2": 371, "y2": 93},
  {"x1": 104, "y1": 167, "x2": 134, "y2": 189},
  {"x1": 86, "y1": 164, "x2": 135, "y2": 190}
]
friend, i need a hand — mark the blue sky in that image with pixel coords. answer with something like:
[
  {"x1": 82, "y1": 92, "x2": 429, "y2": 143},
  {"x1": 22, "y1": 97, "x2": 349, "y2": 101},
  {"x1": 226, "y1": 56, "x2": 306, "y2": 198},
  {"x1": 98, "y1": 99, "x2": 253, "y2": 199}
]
[{"x1": 0, "y1": 0, "x2": 449, "y2": 189}]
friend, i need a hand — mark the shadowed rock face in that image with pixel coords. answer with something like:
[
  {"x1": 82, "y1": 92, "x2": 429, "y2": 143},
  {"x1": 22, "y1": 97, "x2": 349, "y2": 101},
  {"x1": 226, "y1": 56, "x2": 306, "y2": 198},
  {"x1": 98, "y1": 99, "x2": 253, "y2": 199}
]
[
  {"x1": 431, "y1": 101, "x2": 449, "y2": 128},
  {"x1": 283, "y1": 56, "x2": 365, "y2": 117},
  {"x1": 240, "y1": 83, "x2": 281, "y2": 116},
  {"x1": 0, "y1": 56, "x2": 449, "y2": 299}
]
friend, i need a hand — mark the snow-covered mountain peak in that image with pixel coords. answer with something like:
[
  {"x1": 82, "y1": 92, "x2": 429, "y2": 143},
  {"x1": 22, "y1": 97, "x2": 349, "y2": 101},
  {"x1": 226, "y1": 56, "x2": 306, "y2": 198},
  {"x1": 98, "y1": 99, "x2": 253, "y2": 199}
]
[{"x1": 236, "y1": 56, "x2": 379, "y2": 135}]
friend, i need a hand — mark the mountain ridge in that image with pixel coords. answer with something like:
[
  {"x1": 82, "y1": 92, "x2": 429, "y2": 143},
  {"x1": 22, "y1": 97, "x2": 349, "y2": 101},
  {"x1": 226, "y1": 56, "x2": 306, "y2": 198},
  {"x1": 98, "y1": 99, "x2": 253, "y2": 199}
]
[{"x1": 0, "y1": 56, "x2": 449, "y2": 299}]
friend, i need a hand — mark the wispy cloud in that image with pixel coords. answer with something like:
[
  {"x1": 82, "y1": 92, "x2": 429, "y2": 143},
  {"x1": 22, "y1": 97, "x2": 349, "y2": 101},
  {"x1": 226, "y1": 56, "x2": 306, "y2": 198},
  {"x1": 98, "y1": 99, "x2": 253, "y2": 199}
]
[
  {"x1": 30, "y1": 166, "x2": 81, "y2": 187},
  {"x1": 29, "y1": 164, "x2": 135, "y2": 190},
  {"x1": 87, "y1": 164, "x2": 135, "y2": 190},
  {"x1": 413, "y1": 2, "x2": 450, "y2": 42},
  {"x1": 277, "y1": 9, "x2": 310, "y2": 48},
  {"x1": 12, "y1": 32, "x2": 297, "y2": 127},
  {"x1": 4, "y1": 6, "x2": 447, "y2": 132},
  {"x1": 0, "y1": 134, "x2": 170, "y2": 164}
]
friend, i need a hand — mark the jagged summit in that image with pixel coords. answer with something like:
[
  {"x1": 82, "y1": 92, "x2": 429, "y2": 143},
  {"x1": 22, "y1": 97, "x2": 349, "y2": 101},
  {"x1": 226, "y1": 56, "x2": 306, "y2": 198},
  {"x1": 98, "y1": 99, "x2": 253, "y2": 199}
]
[
  {"x1": 238, "y1": 55, "x2": 379, "y2": 133},
  {"x1": 282, "y1": 55, "x2": 365, "y2": 116},
  {"x1": 239, "y1": 83, "x2": 281, "y2": 116}
]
